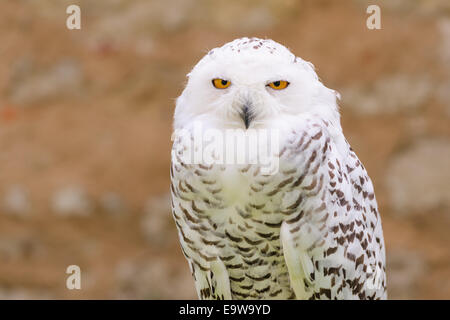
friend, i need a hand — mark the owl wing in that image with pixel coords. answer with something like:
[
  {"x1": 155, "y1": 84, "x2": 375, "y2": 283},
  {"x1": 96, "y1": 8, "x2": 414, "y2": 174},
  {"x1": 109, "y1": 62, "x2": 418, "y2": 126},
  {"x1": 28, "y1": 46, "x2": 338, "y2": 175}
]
[{"x1": 279, "y1": 119, "x2": 386, "y2": 300}]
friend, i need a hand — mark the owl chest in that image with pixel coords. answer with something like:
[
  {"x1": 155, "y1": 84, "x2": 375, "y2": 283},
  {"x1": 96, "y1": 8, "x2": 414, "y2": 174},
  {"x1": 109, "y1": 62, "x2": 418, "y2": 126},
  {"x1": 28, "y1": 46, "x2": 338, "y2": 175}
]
[
  {"x1": 173, "y1": 165, "x2": 303, "y2": 298},
  {"x1": 187, "y1": 165, "x2": 286, "y2": 216},
  {"x1": 182, "y1": 165, "x2": 294, "y2": 253}
]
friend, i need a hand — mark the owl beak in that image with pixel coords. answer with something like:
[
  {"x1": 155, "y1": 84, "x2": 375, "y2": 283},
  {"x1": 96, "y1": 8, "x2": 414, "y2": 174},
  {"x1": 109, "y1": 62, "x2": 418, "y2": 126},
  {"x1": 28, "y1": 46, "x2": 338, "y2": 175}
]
[{"x1": 240, "y1": 103, "x2": 254, "y2": 129}]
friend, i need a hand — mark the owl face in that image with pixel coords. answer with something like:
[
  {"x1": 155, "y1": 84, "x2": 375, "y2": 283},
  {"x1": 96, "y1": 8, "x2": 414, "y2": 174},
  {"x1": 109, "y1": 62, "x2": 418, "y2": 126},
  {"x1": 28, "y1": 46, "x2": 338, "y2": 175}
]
[{"x1": 174, "y1": 38, "x2": 339, "y2": 131}]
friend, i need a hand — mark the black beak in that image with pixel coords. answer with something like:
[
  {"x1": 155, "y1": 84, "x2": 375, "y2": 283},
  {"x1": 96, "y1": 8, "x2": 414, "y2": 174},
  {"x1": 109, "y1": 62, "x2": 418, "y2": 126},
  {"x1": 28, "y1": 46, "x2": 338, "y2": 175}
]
[{"x1": 240, "y1": 103, "x2": 254, "y2": 129}]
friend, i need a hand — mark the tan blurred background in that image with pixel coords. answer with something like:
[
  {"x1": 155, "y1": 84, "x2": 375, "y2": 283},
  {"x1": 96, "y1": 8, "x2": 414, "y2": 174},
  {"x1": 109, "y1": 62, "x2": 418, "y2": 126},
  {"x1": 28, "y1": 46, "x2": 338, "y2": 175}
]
[{"x1": 0, "y1": 0, "x2": 449, "y2": 299}]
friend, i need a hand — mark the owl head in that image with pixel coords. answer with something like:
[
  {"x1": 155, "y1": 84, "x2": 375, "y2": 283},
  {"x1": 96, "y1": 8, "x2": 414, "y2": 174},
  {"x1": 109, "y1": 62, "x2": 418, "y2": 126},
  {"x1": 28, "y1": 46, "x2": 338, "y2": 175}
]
[{"x1": 174, "y1": 38, "x2": 340, "y2": 132}]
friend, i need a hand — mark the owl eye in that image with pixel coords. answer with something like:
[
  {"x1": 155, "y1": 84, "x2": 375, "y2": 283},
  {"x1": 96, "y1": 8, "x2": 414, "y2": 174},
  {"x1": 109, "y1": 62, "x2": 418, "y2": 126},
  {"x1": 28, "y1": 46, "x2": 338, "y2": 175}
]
[
  {"x1": 267, "y1": 80, "x2": 289, "y2": 90},
  {"x1": 212, "y1": 78, "x2": 231, "y2": 89}
]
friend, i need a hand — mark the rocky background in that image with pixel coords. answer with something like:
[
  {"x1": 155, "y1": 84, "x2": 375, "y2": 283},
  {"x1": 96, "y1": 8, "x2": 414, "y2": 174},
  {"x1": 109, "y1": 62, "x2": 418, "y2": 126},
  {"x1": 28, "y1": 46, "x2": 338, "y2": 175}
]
[{"x1": 0, "y1": 0, "x2": 449, "y2": 299}]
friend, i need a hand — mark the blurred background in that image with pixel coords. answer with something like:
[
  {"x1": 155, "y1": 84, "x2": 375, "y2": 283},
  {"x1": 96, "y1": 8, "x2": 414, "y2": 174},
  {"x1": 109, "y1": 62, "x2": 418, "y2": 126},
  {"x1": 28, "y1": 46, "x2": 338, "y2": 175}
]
[{"x1": 0, "y1": 0, "x2": 449, "y2": 299}]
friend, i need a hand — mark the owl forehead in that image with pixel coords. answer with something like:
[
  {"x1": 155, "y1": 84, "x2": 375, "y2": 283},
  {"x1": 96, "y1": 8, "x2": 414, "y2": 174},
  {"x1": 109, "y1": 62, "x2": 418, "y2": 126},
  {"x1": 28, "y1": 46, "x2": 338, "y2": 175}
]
[
  {"x1": 188, "y1": 38, "x2": 316, "y2": 85},
  {"x1": 209, "y1": 37, "x2": 295, "y2": 61},
  {"x1": 197, "y1": 39, "x2": 295, "y2": 79},
  {"x1": 221, "y1": 37, "x2": 287, "y2": 54}
]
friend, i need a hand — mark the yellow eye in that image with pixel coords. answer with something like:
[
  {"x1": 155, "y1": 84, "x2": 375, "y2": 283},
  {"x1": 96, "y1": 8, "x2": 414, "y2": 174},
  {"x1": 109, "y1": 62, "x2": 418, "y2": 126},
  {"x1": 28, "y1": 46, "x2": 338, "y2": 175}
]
[
  {"x1": 212, "y1": 78, "x2": 231, "y2": 89},
  {"x1": 267, "y1": 80, "x2": 289, "y2": 90}
]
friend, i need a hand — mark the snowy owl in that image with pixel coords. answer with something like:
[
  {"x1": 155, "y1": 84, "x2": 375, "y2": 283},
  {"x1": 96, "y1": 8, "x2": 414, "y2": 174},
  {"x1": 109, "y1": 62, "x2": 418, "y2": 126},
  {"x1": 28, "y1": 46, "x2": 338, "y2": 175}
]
[{"x1": 170, "y1": 37, "x2": 386, "y2": 300}]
